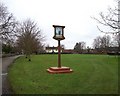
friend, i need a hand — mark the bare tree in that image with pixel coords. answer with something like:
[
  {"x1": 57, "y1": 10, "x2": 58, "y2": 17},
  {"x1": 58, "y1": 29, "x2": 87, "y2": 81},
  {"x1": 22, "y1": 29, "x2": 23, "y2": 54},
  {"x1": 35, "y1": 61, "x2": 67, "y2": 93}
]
[
  {"x1": 114, "y1": 33, "x2": 120, "y2": 47},
  {"x1": 112, "y1": 30, "x2": 120, "y2": 48},
  {"x1": 92, "y1": 0, "x2": 120, "y2": 34},
  {"x1": 93, "y1": 36, "x2": 101, "y2": 49},
  {"x1": 93, "y1": 35, "x2": 111, "y2": 53},
  {"x1": 0, "y1": 2, "x2": 17, "y2": 42},
  {"x1": 101, "y1": 35, "x2": 111, "y2": 48},
  {"x1": 92, "y1": 0, "x2": 120, "y2": 50},
  {"x1": 74, "y1": 42, "x2": 86, "y2": 53},
  {"x1": 16, "y1": 19, "x2": 44, "y2": 61},
  {"x1": 93, "y1": 35, "x2": 111, "y2": 48}
]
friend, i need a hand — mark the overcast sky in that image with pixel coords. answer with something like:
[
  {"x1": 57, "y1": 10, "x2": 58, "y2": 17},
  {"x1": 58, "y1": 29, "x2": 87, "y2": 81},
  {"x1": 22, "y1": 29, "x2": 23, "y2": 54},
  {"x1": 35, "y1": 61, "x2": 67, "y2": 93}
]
[{"x1": 2, "y1": 0, "x2": 115, "y2": 49}]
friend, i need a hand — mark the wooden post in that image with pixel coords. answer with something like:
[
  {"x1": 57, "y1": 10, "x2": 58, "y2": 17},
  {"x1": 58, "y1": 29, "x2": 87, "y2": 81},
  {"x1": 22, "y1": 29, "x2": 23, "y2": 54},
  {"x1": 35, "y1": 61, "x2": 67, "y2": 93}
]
[
  {"x1": 47, "y1": 25, "x2": 73, "y2": 73},
  {"x1": 58, "y1": 40, "x2": 61, "y2": 68}
]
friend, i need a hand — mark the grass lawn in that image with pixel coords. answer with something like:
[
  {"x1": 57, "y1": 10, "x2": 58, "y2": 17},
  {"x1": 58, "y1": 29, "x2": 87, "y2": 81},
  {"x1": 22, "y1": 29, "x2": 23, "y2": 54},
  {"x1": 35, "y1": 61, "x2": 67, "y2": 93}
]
[{"x1": 8, "y1": 54, "x2": 118, "y2": 94}]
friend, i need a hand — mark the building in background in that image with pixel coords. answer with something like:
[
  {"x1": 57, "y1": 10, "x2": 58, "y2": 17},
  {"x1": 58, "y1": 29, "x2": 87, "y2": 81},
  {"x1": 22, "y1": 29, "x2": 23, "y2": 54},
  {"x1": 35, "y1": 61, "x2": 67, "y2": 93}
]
[{"x1": 45, "y1": 46, "x2": 64, "y2": 53}]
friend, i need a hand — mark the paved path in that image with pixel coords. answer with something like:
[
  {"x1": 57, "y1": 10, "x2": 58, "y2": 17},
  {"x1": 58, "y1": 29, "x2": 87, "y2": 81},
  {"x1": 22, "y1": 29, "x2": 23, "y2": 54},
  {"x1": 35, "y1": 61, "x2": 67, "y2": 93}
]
[{"x1": 1, "y1": 55, "x2": 22, "y2": 95}]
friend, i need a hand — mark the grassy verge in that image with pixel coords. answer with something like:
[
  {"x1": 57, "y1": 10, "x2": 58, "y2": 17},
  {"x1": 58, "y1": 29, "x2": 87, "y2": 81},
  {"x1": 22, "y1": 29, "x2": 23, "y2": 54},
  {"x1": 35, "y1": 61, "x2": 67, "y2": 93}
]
[{"x1": 8, "y1": 54, "x2": 118, "y2": 94}]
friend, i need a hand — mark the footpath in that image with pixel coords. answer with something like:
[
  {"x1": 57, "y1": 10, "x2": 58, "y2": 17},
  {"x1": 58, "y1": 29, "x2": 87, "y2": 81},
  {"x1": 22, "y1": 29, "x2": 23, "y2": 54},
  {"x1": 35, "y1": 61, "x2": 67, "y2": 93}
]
[{"x1": 1, "y1": 55, "x2": 21, "y2": 95}]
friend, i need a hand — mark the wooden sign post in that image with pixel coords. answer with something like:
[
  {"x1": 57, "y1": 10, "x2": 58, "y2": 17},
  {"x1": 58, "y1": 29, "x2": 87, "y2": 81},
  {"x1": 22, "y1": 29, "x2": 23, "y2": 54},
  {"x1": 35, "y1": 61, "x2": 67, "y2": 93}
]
[{"x1": 47, "y1": 25, "x2": 73, "y2": 74}]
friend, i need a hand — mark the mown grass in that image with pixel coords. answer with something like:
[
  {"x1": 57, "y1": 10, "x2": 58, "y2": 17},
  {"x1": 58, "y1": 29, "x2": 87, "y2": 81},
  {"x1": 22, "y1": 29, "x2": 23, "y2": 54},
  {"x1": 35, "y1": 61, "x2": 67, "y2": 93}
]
[{"x1": 8, "y1": 54, "x2": 118, "y2": 94}]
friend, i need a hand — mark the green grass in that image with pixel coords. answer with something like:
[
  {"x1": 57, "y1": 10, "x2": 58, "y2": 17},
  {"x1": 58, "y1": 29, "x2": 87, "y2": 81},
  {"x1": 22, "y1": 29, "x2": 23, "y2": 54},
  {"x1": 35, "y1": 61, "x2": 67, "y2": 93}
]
[{"x1": 8, "y1": 54, "x2": 118, "y2": 94}]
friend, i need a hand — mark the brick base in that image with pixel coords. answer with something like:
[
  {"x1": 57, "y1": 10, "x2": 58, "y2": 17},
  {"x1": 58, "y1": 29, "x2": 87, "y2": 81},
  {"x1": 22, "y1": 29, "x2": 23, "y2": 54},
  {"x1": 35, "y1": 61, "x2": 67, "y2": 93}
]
[{"x1": 47, "y1": 66, "x2": 73, "y2": 74}]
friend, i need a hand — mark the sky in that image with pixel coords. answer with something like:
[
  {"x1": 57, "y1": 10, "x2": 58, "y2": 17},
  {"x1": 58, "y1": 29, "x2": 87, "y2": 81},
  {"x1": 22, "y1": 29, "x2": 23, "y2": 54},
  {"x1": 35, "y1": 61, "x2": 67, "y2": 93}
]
[{"x1": 1, "y1": 0, "x2": 116, "y2": 49}]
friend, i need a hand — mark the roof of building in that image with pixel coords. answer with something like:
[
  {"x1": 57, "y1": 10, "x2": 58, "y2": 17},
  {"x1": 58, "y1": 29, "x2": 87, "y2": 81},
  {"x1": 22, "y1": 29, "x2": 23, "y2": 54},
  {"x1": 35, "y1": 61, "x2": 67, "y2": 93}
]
[
  {"x1": 46, "y1": 46, "x2": 64, "y2": 50},
  {"x1": 46, "y1": 47, "x2": 57, "y2": 50}
]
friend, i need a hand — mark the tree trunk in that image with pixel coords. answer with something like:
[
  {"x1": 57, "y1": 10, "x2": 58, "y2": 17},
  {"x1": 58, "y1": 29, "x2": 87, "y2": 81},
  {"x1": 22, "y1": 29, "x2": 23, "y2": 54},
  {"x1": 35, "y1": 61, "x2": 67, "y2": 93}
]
[{"x1": 28, "y1": 54, "x2": 31, "y2": 61}]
